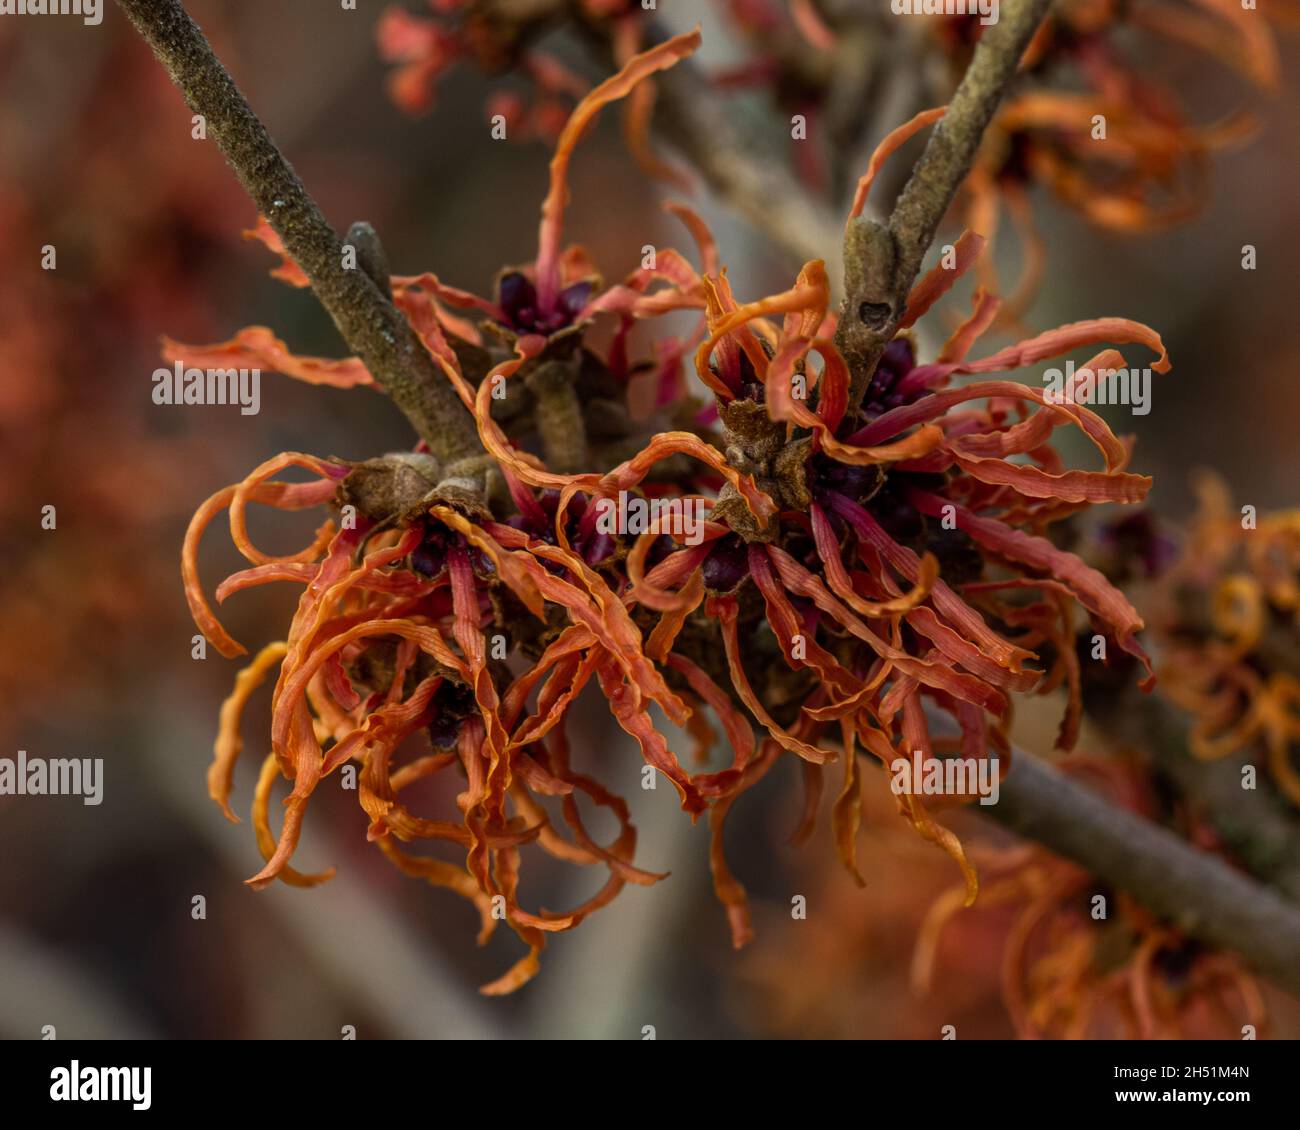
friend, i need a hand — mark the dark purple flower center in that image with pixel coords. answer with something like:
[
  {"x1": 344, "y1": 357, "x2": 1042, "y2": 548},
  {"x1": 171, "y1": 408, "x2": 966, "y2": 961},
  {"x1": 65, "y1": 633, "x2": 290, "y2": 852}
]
[
  {"x1": 702, "y1": 534, "x2": 750, "y2": 593},
  {"x1": 410, "y1": 524, "x2": 489, "y2": 578},
  {"x1": 497, "y1": 271, "x2": 592, "y2": 336},
  {"x1": 427, "y1": 680, "x2": 476, "y2": 750},
  {"x1": 862, "y1": 336, "x2": 918, "y2": 415},
  {"x1": 811, "y1": 456, "x2": 881, "y2": 505}
]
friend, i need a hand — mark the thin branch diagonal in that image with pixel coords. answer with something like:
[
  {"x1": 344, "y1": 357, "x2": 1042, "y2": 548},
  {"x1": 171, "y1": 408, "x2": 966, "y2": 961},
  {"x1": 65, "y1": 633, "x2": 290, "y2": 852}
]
[
  {"x1": 115, "y1": 0, "x2": 484, "y2": 469},
  {"x1": 838, "y1": 0, "x2": 1055, "y2": 410},
  {"x1": 986, "y1": 751, "x2": 1300, "y2": 998}
]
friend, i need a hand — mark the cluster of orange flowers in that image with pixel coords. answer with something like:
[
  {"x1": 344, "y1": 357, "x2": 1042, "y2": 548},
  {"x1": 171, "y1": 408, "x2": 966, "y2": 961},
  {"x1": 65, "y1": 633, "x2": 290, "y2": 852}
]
[
  {"x1": 1154, "y1": 475, "x2": 1300, "y2": 806},
  {"x1": 176, "y1": 31, "x2": 1173, "y2": 993}
]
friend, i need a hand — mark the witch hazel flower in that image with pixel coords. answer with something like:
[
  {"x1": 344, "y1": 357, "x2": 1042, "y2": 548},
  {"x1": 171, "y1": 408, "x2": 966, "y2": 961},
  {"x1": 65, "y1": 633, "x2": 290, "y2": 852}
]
[
  {"x1": 184, "y1": 443, "x2": 718, "y2": 993},
  {"x1": 172, "y1": 31, "x2": 759, "y2": 993},
  {"x1": 609, "y1": 105, "x2": 1173, "y2": 940},
  {"x1": 174, "y1": 27, "x2": 1178, "y2": 985},
  {"x1": 169, "y1": 31, "x2": 715, "y2": 471}
]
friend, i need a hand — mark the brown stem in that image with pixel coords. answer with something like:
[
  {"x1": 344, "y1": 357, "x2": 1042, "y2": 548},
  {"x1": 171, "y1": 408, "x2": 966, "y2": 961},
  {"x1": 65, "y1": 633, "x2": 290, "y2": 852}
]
[
  {"x1": 525, "y1": 360, "x2": 589, "y2": 474},
  {"x1": 1089, "y1": 683, "x2": 1300, "y2": 905},
  {"x1": 839, "y1": 0, "x2": 1055, "y2": 412},
  {"x1": 985, "y1": 750, "x2": 1300, "y2": 997},
  {"x1": 115, "y1": 0, "x2": 483, "y2": 471}
]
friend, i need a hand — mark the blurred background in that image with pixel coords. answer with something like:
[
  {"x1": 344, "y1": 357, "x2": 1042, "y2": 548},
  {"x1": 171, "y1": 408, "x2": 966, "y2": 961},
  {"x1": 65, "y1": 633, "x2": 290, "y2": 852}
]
[{"x1": 1, "y1": 0, "x2": 1298, "y2": 1039}]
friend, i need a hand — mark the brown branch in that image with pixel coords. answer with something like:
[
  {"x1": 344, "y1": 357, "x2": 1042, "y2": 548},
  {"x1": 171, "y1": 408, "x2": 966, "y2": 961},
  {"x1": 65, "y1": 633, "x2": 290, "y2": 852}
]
[
  {"x1": 524, "y1": 359, "x2": 589, "y2": 474},
  {"x1": 839, "y1": 0, "x2": 1055, "y2": 411},
  {"x1": 984, "y1": 749, "x2": 1300, "y2": 997},
  {"x1": 1088, "y1": 684, "x2": 1300, "y2": 906},
  {"x1": 115, "y1": 0, "x2": 484, "y2": 473}
]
